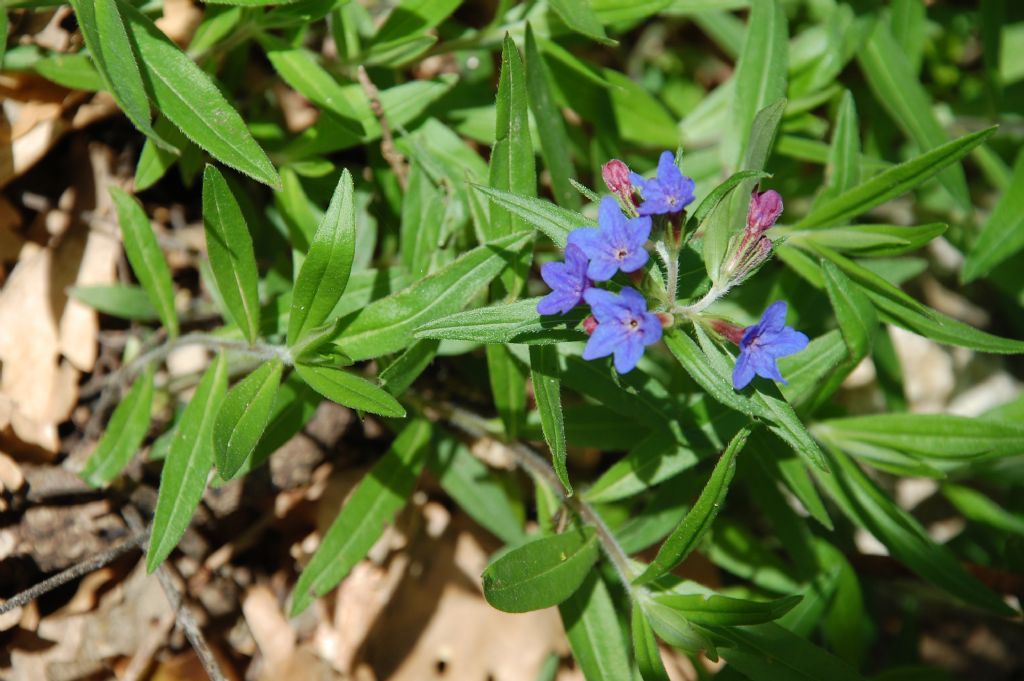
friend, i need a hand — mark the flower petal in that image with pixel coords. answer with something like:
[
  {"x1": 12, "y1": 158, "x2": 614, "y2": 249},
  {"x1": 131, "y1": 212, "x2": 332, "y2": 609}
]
[
  {"x1": 537, "y1": 290, "x2": 578, "y2": 316},
  {"x1": 763, "y1": 327, "x2": 809, "y2": 357},
  {"x1": 582, "y1": 324, "x2": 622, "y2": 360},
  {"x1": 613, "y1": 334, "x2": 645, "y2": 373},
  {"x1": 567, "y1": 227, "x2": 602, "y2": 258},
  {"x1": 732, "y1": 350, "x2": 756, "y2": 389},
  {"x1": 598, "y1": 196, "x2": 625, "y2": 232},
  {"x1": 747, "y1": 347, "x2": 786, "y2": 383},
  {"x1": 656, "y1": 150, "x2": 677, "y2": 181},
  {"x1": 586, "y1": 255, "x2": 619, "y2": 282},
  {"x1": 759, "y1": 300, "x2": 789, "y2": 335},
  {"x1": 540, "y1": 261, "x2": 571, "y2": 290},
  {"x1": 641, "y1": 312, "x2": 663, "y2": 345},
  {"x1": 583, "y1": 287, "x2": 624, "y2": 320}
]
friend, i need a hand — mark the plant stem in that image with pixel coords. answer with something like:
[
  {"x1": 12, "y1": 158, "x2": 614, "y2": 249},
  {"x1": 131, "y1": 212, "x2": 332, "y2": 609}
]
[
  {"x1": 430, "y1": 399, "x2": 639, "y2": 591},
  {"x1": 653, "y1": 240, "x2": 679, "y2": 307},
  {"x1": 675, "y1": 282, "x2": 730, "y2": 317}
]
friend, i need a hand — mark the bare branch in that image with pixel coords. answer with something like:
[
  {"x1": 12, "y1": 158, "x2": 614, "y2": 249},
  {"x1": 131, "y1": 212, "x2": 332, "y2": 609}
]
[
  {"x1": 0, "y1": 531, "x2": 148, "y2": 616},
  {"x1": 122, "y1": 506, "x2": 229, "y2": 681},
  {"x1": 357, "y1": 65, "x2": 409, "y2": 190}
]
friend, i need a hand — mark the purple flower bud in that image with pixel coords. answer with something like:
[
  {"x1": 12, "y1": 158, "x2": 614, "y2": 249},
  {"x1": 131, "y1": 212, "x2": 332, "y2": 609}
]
[{"x1": 747, "y1": 189, "x2": 783, "y2": 234}]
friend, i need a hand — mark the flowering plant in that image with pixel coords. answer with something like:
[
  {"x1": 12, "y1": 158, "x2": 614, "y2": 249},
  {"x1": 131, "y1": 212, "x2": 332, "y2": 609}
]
[{"x1": 18, "y1": 0, "x2": 1021, "y2": 679}]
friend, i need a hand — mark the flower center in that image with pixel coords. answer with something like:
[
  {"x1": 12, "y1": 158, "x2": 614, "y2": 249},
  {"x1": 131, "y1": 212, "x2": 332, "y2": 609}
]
[
  {"x1": 615, "y1": 247, "x2": 629, "y2": 260},
  {"x1": 628, "y1": 318, "x2": 639, "y2": 330},
  {"x1": 667, "y1": 195, "x2": 677, "y2": 206}
]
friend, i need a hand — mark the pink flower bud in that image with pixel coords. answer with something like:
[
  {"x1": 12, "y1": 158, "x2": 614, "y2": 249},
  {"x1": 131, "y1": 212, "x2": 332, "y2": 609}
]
[
  {"x1": 747, "y1": 189, "x2": 783, "y2": 234},
  {"x1": 710, "y1": 319, "x2": 746, "y2": 345},
  {"x1": 583, "y1": 315, "x2": 599, "y2": 335},
  {"x1": 656, "y1": 312, "x2": 674, "y2": 329},
  {"x1": 602, "y1": 159, "x2": 632, "y2": 195}
]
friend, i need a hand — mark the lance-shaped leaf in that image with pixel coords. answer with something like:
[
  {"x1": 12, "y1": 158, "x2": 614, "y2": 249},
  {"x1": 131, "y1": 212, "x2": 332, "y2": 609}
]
[
  {"x1": 640, "y1": 596, "x2": 716, "y2": 657},
  {"x1": 290, "y1": 418, "x2": 431, "y2": 615},
  {"x1": 858, "y1": 19, "x2": 969, "y2": 208},
  {"x1": 214, "y1": 358, "x2": 283, "y2": 479},
  {"x1": 81, "y1": 368, "x2": 154, "y2": 487},
  {"x1": 70, "y1": 284, "x2": 158, "y2": 322},
  {"x1": 288, "y1": 170, "x2": 357, "y2": 346},
  {"x1": 118, "y1": 1, "x2": 279, "y2": 187},
  {"x1": 471, "y1": 186, "x2": 585, "y2": 248},
  {"x1": 530, "y1": 344, "x2": 570, "y2": 493},
  {"x1": 653, "y1": 592, "x2": 803, "y2": 626},
  {"x1": 817, "y1": 90, "x2": 860, "y2": 204},
  {"x1": 559, "y1": 570, "x2": 634, "y2": 680},
  {"x1": 147, "y1": 353, "x2": 228, "y2": 572},
  {"x1": 415, "y1": 298, "x2": 587, "y2": 345},
  {"x1": 709, "y1": 623, "x2": 866, "y2": 681},
  {"x1": 70, "y1": 0, "x2": 175, "y2": 152},
  {"x1": 634, "y1": 426, "x2": 751, "y2": 585},
  {"x1": 525, "y1": 25, "x2": 580, "y2": 209},
  {"x1": 324, "y1": 231, "x2": 531, "y2": 361},
  {"x1": 632, "y1": 603, "x2": 672, "y2": 681},
  {"x1": 815, "y1": 446, "x2": 1015, "y2": 616},
  {"x1": 295, "y1": 364, "x2": 405, "y2": 418},
  {"x1": 482, "y1": 528, "x2": 599, "y2": 613},
  {"x1": 822, "y1": 260, "x2": 877, "y2": 359},
  {"x1": 487, "y1": 344, "x2": 528, "y2": 440},
  {"x1": 110, "y1": 188, "x2": 179, "y2": 337},
  {"x1": 726, "y1": 0, "x2": 787, "y2": 169},
  {"x1": 202, "y1": 165, "x2": 261, "y2": 343},
  {"x1": 962, "y1": 150, "x2": 1024, "y2": 282},
  {"x1": 795, "y1": 127, "x2": 996, "y2": 229}
]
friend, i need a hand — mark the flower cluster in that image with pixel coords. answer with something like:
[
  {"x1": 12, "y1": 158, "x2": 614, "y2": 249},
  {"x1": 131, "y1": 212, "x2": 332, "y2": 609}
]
[{"x1": 537, "y1": 150, "x2": 807, "y2": 387}]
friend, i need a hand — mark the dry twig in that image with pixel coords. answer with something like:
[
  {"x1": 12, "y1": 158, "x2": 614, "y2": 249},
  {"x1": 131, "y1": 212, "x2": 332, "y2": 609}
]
[{"x1": 357, "y1": 65, "x2": 409, "y2": 190}]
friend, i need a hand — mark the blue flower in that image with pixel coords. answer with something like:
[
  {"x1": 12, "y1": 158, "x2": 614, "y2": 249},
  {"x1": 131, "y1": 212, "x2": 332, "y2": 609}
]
[
  {"x1": 568, "y1": 197, "x2": 651, "y2": 282},
  {"x1": 582, "y1": 287, "x2": 663, "y2": 374},
  {"x1": 732, "y1": 301, "x2": 809, "y2": 390},
  {"x1": 537, "y1": 244, "x2": 591, "y2": 316},
  {"x1": 634, "y1": 151, "x2": 696, "y2": 217}
]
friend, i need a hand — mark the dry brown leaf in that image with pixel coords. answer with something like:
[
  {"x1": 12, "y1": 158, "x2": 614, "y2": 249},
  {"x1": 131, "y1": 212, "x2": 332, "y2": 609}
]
[
  {"x1": 242, "y1": 585, "x2": 296, "y2": 675},
  {"x1": 155, "y1": 0, "x2": 203, "y2": 46}
]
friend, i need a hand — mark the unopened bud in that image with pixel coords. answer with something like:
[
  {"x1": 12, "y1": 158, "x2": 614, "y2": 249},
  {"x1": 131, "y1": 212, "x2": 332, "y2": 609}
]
[
  {"x1": 747, "y1": 189, "x2": 783, "y2": 234},
  {"x1": 710, "y1": 319, "x2": 746, "y2": 345},
  {"x1": 656, "y1": 312, "x2": 674, "y2": 329},
  {"x1": 602, "y1": 159, "x2": 632, "y2": 194},
  {"x1": 583, "y1": 315, "x2": 598, "y2": 335}
]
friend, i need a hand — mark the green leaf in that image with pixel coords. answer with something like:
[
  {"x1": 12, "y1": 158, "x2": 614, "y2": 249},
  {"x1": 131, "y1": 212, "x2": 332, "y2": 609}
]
[
  {"x1": 632, "y1": 603, "x2": 671, "y2": 681},
  {"x1": 640, "y1": 596, "x2": 715, "y2": 656},
  {"x1": 560, "y1": 570, "x2": 634, "y2": 680},
  {"x1": 290, "y1": 418, "x2": 431, "y2": 615},
  {"x1": 700, "y1": 179, "x2": 748, "y2": 286},
  {"x1": 426, "y1": 432, "x2": 525, "y2": 544},
  {"x1": 263, "y1": 42, "x2": 364, "y2": 130},
  {"x1": 815, "y1": 413, "x2": 1024, "y2": 460},
  {"x1": 214, "y1": 359, "x2": 283, "y2": 479},
  {"x1": 795, "y1": 127, "x2": 996, "y2": 229},
  {"x1": 584, "y1": 429, "x2": 703, "y2": 504},
  {"x1": 726, "y1": 0, "x2": 787, "y2": 169},
  {"x1": 822, "y1": 260, "x2": 877, "y2": 358},
  {"x1": 488, "y1": 34, "x2": 536, "y2": 295},
  {"x1": 818, "y1": 90, "x2": 860, "y2": 204},
  {"x1": 118, "y1": 1, "x2": 279, "y2": 188},
  {"x1": 858, "y1": 19, "x2": 969, "y2": 207},
  {"x1": 793, "y1": 223, "x2": 947, "y2": 257},
  {"x1": 525, "y1": 25, "x2": 580, "y2": 210},
  {"x1": 147, "y1": 353, "x2": 228, "y2": 572},
  {"x1": 634, "y1": 426, "x2": 750, "y2": 585},
  {"x1": 942, "y1": 484, "x2": 1024, "y2": 536},
  {"x1": 815, "y1": 447, "x2": 1016, "y2": 616},
  {"x1": 326, "y1": 231, "x2": 532, "y2": 361},
  {"x1": 69, "y1": 284, "x2": 158, "y2": 322},
  {"x1": 70, "y1": 0, "x2": 176, "y2": 152},
  {"x1": 550, "y1": 0, "x2": 613, "y2": 44},
  {"x1": 110, "y1": 187, "x2": 179, "y2": 337},
  {"x1": 379, "y1": 339, "x2": 439, "y2": 397},
  {"x1": 487, "y1": 344, "x2": 529, "y2": 439},
  {"x1": 710, "y1": 623, "x2": 865, "y2": 681},
  {"x1": 80, "y1": 369, "x2": 154, "y2": 487},
  {"x1": 33, "y1": 52, "x2": 105, "y2": 92},
  {"x1": 202, "y1": 165, "x2": 261, "y2": 343},
  {"x1": 398, "y1": 161, "x2": 446, "y2": 279},
  {"x1": 962, "y1": 150, "x2": 1024, "y2": 282},
  {"x1": 134, "y1": 115, "x2": 198, "y2": 192},
  {"x1": 482, "y1": 528, "x2": 599, "y2": 613},
  {"x1": 652, "y1": 592, "x2": 802, "y2": 626},
  {"x1": 224, "y1": 372, "x2": 321, "y2": 481},
  {"x1": 530, "y1": 344, "x2": 570, "y2": 494},
  {"x1": 288, "y1": 170, "x2": 357, "y2": 346},
  {"x1": 373, "y1": 0, "x2": 461, "y2": 44},
  {"x1": 415, "y1": 298, "x2": 587, "y2": 345},
  {"x1": 471, "y1": 186, "x2": 585, "y2": 248},
  {"x1": 604, "y1": 68, "x2": 679, "y2": 149},
  {"x1": 294, "y1": 364, "x2": 405, "y2": 417}
]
